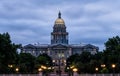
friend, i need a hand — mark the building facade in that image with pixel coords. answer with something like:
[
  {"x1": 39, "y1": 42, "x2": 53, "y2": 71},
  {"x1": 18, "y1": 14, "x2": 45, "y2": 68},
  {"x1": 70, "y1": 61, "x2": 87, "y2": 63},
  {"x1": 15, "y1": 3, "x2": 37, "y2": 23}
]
[{"x1": 22, "y1": 12, "x2": 99, "y2": 66}]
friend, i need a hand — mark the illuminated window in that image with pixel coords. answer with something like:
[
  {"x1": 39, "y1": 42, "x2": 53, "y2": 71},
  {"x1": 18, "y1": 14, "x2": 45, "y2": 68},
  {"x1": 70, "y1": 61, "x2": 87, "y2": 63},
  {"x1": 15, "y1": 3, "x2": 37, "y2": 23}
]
[
  {"x1": 53, "y1": 60, "x2": 55, "y2": 62},
  {"x1": 61, "y1": 54, "x2": 64, "y2": 57}
]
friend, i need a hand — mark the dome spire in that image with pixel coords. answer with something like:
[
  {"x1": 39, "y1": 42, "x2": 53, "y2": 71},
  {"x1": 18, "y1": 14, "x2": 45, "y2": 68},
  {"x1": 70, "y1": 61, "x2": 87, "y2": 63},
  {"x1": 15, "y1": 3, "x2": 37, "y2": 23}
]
[{"x1": 58, "y1": 11, "x2": 61, "y2": 18}]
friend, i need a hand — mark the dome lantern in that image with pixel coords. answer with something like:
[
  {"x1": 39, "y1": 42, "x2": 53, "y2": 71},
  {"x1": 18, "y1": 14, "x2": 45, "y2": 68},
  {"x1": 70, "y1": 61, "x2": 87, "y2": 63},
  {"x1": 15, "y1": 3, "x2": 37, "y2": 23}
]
[{"x1": 58, "y1": 11, "x2": 61, "y2": 18}]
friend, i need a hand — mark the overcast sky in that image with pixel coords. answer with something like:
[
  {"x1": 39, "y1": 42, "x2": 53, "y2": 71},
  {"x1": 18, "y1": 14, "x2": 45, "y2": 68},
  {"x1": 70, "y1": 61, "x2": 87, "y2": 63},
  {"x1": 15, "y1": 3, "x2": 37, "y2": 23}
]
[{"x1": 0, "y1": 0, "x2": 120, "y2": 51}]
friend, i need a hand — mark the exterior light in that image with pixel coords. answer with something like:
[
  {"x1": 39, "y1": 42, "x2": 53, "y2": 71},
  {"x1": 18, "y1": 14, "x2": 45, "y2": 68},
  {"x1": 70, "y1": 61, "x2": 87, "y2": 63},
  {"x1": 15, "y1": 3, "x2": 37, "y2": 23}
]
[
  {"x1": 67, "y1": 67, "x2": 70, "y2": 70},
  {"x1": 112, "y1": 64, "x2": 116, "y2": 76},
  {"x1": 48, "y1": 67, "x2": 51, "y2": 70},
  {"x1": 64, "y1": 60, "x2": 66, "y2": 63},
  {"x1": 95, "y1": 67, "x2": 98, "y2": 71},
  {"x1": 41, "y1": 65, "x2": 44, "y2": 68},
  {"x1": 70, "y1": 66, "x2": 74, "y2": 69},
  {"x1": 101, "y1": 64, "x2": 106, "y2": 68},
  {"x1": 73, "y1": 68, "x2": 78, "y2": 76},
  {"x1": 8, "y1": 65, "x2": 13, "y2": 68},
  {"x1": 112, "y1": 64, "x2": 116, "y2": 68},
  {"x1": 41, "y1": 65, "x2": 47, "y2": 69},
  {"x1": 15, "y1": 68, "x2": 19, "y2": 72},
  {"x1": 53, "y1": 60, "x2": 55, "y2": 63},
  {"x1": 73, "y1": 68, "x2": 78, "y2": 72},
  {"x1": 43, "y1": 66, "x2": 47, "y2": 69},
  {"x1": 38, "y1": 68, "x2": 42, "y2": 72}
]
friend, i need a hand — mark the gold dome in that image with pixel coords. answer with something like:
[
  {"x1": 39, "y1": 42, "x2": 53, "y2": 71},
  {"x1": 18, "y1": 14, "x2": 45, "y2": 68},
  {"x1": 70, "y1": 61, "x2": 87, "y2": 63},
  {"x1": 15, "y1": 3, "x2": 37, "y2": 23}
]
[
  {"x1": 55, "y1": 18, "x2": 65, "y2": 25},
  {"x1": 54, "y1": 11, "x2": 65, "y2": 25}
]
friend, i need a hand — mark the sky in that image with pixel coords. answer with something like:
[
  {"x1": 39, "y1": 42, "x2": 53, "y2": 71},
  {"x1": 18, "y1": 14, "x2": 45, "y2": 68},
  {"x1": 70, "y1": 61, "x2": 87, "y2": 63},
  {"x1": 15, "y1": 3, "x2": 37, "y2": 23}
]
[{"x1": 0, "y1": 0, "x2": 120, "y2": 51}]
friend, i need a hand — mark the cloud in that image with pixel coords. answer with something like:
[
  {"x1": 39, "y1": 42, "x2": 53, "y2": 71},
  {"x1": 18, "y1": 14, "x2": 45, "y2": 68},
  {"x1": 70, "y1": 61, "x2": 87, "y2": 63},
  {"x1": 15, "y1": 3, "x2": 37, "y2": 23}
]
[{"x1": 0, "y1": 0, "x2": 120, "y2": 51}]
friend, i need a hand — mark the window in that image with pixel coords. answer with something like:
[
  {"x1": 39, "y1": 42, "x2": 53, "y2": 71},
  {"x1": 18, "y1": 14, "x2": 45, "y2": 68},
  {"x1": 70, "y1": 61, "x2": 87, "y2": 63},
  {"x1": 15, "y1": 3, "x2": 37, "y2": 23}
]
[
  {"x1": 61, "y1": 54, "x2": 64, "y2": 57},
  {"x1": 33, "y1": 50, "x2": 35, "y2": 53}
]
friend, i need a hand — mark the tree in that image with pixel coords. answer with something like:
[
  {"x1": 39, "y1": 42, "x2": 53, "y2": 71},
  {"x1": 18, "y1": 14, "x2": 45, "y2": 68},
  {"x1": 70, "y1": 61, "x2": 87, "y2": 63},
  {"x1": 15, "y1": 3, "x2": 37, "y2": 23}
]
[
  {"x1": 18, "y1": 53, "x2": 36, "y2": 73},
  {"x1": 0, "y1": 32, "x2": 19, "y2": 73},
  {"x1": 105, "y1": 36, "x2": 120, "y2": 53},
  {"x1": 36, "y1": 53, "x2": 52, "y2": 67},
  {"x1": 66, "y1": 54, "x2": 79, "y2": 65},
  {"x1": 103, "y1": 36, "x2": 120, "y2": 73},
  {"x1": 79, "y1": 52, "x2": 92, "y2": 63},
  {"x1": 66, "y1": 52, "x2": 93, "y2": 73}
]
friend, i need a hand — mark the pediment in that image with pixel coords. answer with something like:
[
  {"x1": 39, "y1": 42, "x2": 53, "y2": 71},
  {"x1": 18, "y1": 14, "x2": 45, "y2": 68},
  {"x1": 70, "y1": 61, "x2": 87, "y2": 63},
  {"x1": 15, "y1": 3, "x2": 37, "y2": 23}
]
[{"x1": 50, "y1": 44, "x2": 68, "y2": 50}]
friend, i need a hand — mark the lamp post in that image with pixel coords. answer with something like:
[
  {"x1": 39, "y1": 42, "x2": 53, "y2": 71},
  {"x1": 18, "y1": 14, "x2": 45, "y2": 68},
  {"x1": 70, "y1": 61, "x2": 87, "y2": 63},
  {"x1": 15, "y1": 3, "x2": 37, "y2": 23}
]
[
  {"x1": 8, "y1": 64, "x2": 13, "y2": 73},
  {"x1": 41, "y1": 65, "x2": 48, "y2": 76},
  {"x1": 95, "y1": 67, "x2": 98, "y2": 72},
  {"x1": 67, "y1": 66, "x2": 71, "y2": 76},
  {"x1": 8, "y1": 64, "x2": 13, "y2": 68},
  {"x1": 67, "y1": 61, "x2": 71, "y2": 76},
  {"x1": 38, "y1": 68, "x2": 42, "y2": 76},
  {"x1": 70, "y1": 65, "x2": 75, "y2": 76},
  {"x1": 95, "y1": 67, "x2": 99, "y2": 76},
  {"x1": 101, "y1": 64, "x2": 106, "y2": 73},
  {"x1": 73, "y1": 68, "x2": 78, "y2": 76},
  {"x1": 38, "y1": 68, "x2": 42, "y2": 72},
  {"x1": 112, "y1": 64, "x2": 116, "y2": 76},
  {"x1": 101, "y1": 64, "x2": 106, "y2": 68},
  {"x1": 15, "y1": 67, "x2": 19, "y2": 74}
]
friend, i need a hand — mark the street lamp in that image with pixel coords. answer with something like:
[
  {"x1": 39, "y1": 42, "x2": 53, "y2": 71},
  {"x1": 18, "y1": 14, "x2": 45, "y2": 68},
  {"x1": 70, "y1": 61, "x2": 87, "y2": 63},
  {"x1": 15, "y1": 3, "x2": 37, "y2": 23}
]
[
  {"x1": 38, "y1": 68, "x2": 42, "y2": 72},
  {"x1": 73, "y1": 68, "x2": 78, "y2": 72},
  {"x1": 43, "y1": 66, "x2": 47, "y2": 69},
  {"x1": 73, "y1": 68, "x2": 78, "y2": 76},
  {"x1": 95, "y1": 67, "x2": 98, "y2": 72},
  {"x1": 41, "y1": 65, "x2": 48, "y2": 76},
  {"x1": 8, "y1": 64, "x2": 13, "y2": 68},
  {"x1": 112, "y1": 64, "x2": 116, "y2": 68},
  {"x1": 15, "y1": 68, "x2": 19, "y2": 74},
  {"x1": 101, "y1": 64, "x2": 106, "y2": 68},
  {"x1": 70, "y1": 66, "x2": 74, "y2": 69},
  {"x1": 95, "y1": 67, "x2": 98, "y2": 76},
  {"x1": 8, "y1": 64, "x2": 13, "y2": 73},
  {"x1": 48, "y1": 67, "x2": 52, "y2": 70},
  {"x1": 47, "y1": 67, "x2": 52, "y2": 76},
  {"x1": 38, "y1": 68, "x2": 42, "y2": 76},
  {"x1": 67, "y1": 66, "x2": 70, "y2": 76},
  {"x1": 101, "y1": 64, "x2": 106, "y2": 73},
  {"x1": 112, "y1": 64, "x2": 116, "y2": 76}
]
